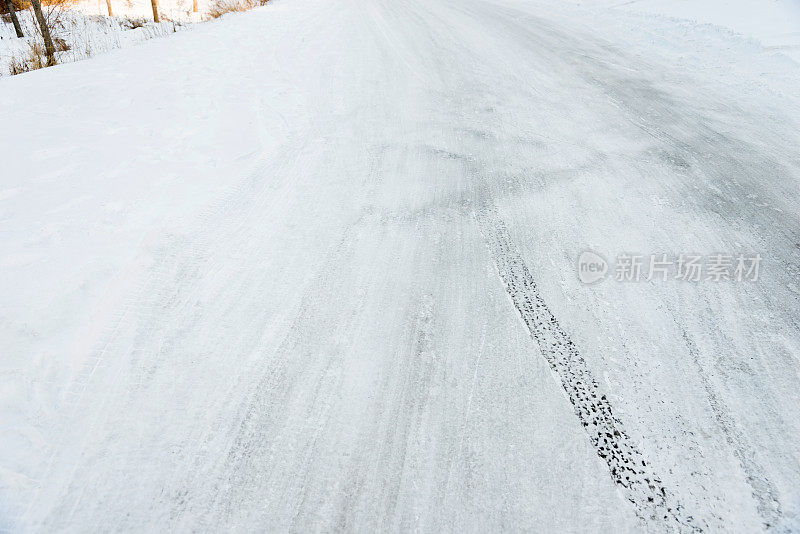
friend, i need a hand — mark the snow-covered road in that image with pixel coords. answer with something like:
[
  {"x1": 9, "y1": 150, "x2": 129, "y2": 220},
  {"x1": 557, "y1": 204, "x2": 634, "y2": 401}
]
[{"x1": 2, "y1": 0, "x2": 800, "y2": 531}]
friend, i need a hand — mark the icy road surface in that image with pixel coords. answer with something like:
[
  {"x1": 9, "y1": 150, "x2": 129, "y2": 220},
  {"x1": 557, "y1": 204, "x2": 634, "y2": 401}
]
[{"x1": 1, "y1": 0, "x2": 800, "y2": 531}]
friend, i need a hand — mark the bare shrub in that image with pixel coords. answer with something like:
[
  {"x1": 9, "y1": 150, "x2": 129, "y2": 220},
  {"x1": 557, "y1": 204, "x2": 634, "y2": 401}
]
[
  {"x1": 15, "y1": 0, "x2": 77, "y2": 67},
  {"x1": 120, "y1": 16, "x2": 148, "y2": 29},
  {"x1": 53, "y1": 35, "x2": 69, "y2": 50},
  {"x1": 207, "y1": 0, "x2": 266, "y2": 19},
  {"x1": 8, "y1": 40, "x2": 46, "y2": 74}
]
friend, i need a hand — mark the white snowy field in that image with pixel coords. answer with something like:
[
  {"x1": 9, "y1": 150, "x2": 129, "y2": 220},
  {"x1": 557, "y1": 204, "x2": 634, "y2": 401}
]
[{"x1": 1, "y1": 0, "x2": 800, "y2": 531}]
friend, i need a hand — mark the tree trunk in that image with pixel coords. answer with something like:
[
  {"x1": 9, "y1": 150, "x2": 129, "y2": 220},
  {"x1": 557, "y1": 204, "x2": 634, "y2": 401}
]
[
  {"x1": 5, "y1": 0, "x2": 24, "y2": 37},
  {"x1": 150, "y1": 0, "x2": 159, "y2": 22},
  {"x1": 192, "y1": 0, "x2": 197, "y2": 13},
  {"x1": 105, "y1": 0, "x2": 113, "y2": 16},
  {"x1": 29, "y1": 0, "x2": 56, "y2": 66}
]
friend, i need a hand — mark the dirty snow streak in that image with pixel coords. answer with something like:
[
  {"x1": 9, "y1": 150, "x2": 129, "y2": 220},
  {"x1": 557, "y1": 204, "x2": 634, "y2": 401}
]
[{"x1": 474, "y1": 199, "x2": 701, "y2": 532}]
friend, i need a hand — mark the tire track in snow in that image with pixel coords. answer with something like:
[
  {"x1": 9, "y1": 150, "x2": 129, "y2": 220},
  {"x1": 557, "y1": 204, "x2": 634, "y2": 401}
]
[
  {"x1": 473, "y1": 198, "x2": 703, "y2": 532},
  {"x1": 680, "y1": 330, "x2": 782, "y2": 529}
]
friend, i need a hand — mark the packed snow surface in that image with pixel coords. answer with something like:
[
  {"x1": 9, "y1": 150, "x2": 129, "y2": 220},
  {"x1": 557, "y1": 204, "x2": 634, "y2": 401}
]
[{"x1": 1, "y1": 0, "x2": 800, "y2": 531}]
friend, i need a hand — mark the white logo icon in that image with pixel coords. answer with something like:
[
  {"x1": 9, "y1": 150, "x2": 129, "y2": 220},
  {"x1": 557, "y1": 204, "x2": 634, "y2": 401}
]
[{"x1": 577, "y1": 251, "x2": 608, "y2": 284}]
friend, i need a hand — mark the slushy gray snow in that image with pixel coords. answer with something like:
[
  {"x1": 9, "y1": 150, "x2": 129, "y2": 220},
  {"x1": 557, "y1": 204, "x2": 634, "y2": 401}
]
[{"x1": 1, "y1": 0, "x2": 799, "y2": 531}]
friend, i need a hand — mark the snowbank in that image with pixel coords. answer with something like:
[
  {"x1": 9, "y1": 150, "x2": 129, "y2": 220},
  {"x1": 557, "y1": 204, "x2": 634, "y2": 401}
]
[
  {"x1": 0, "y1": 9, "x2": 190, "y2": 76},
  {"x1": 580, "y1": 0, "x2": 800, "y2": 62}
]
